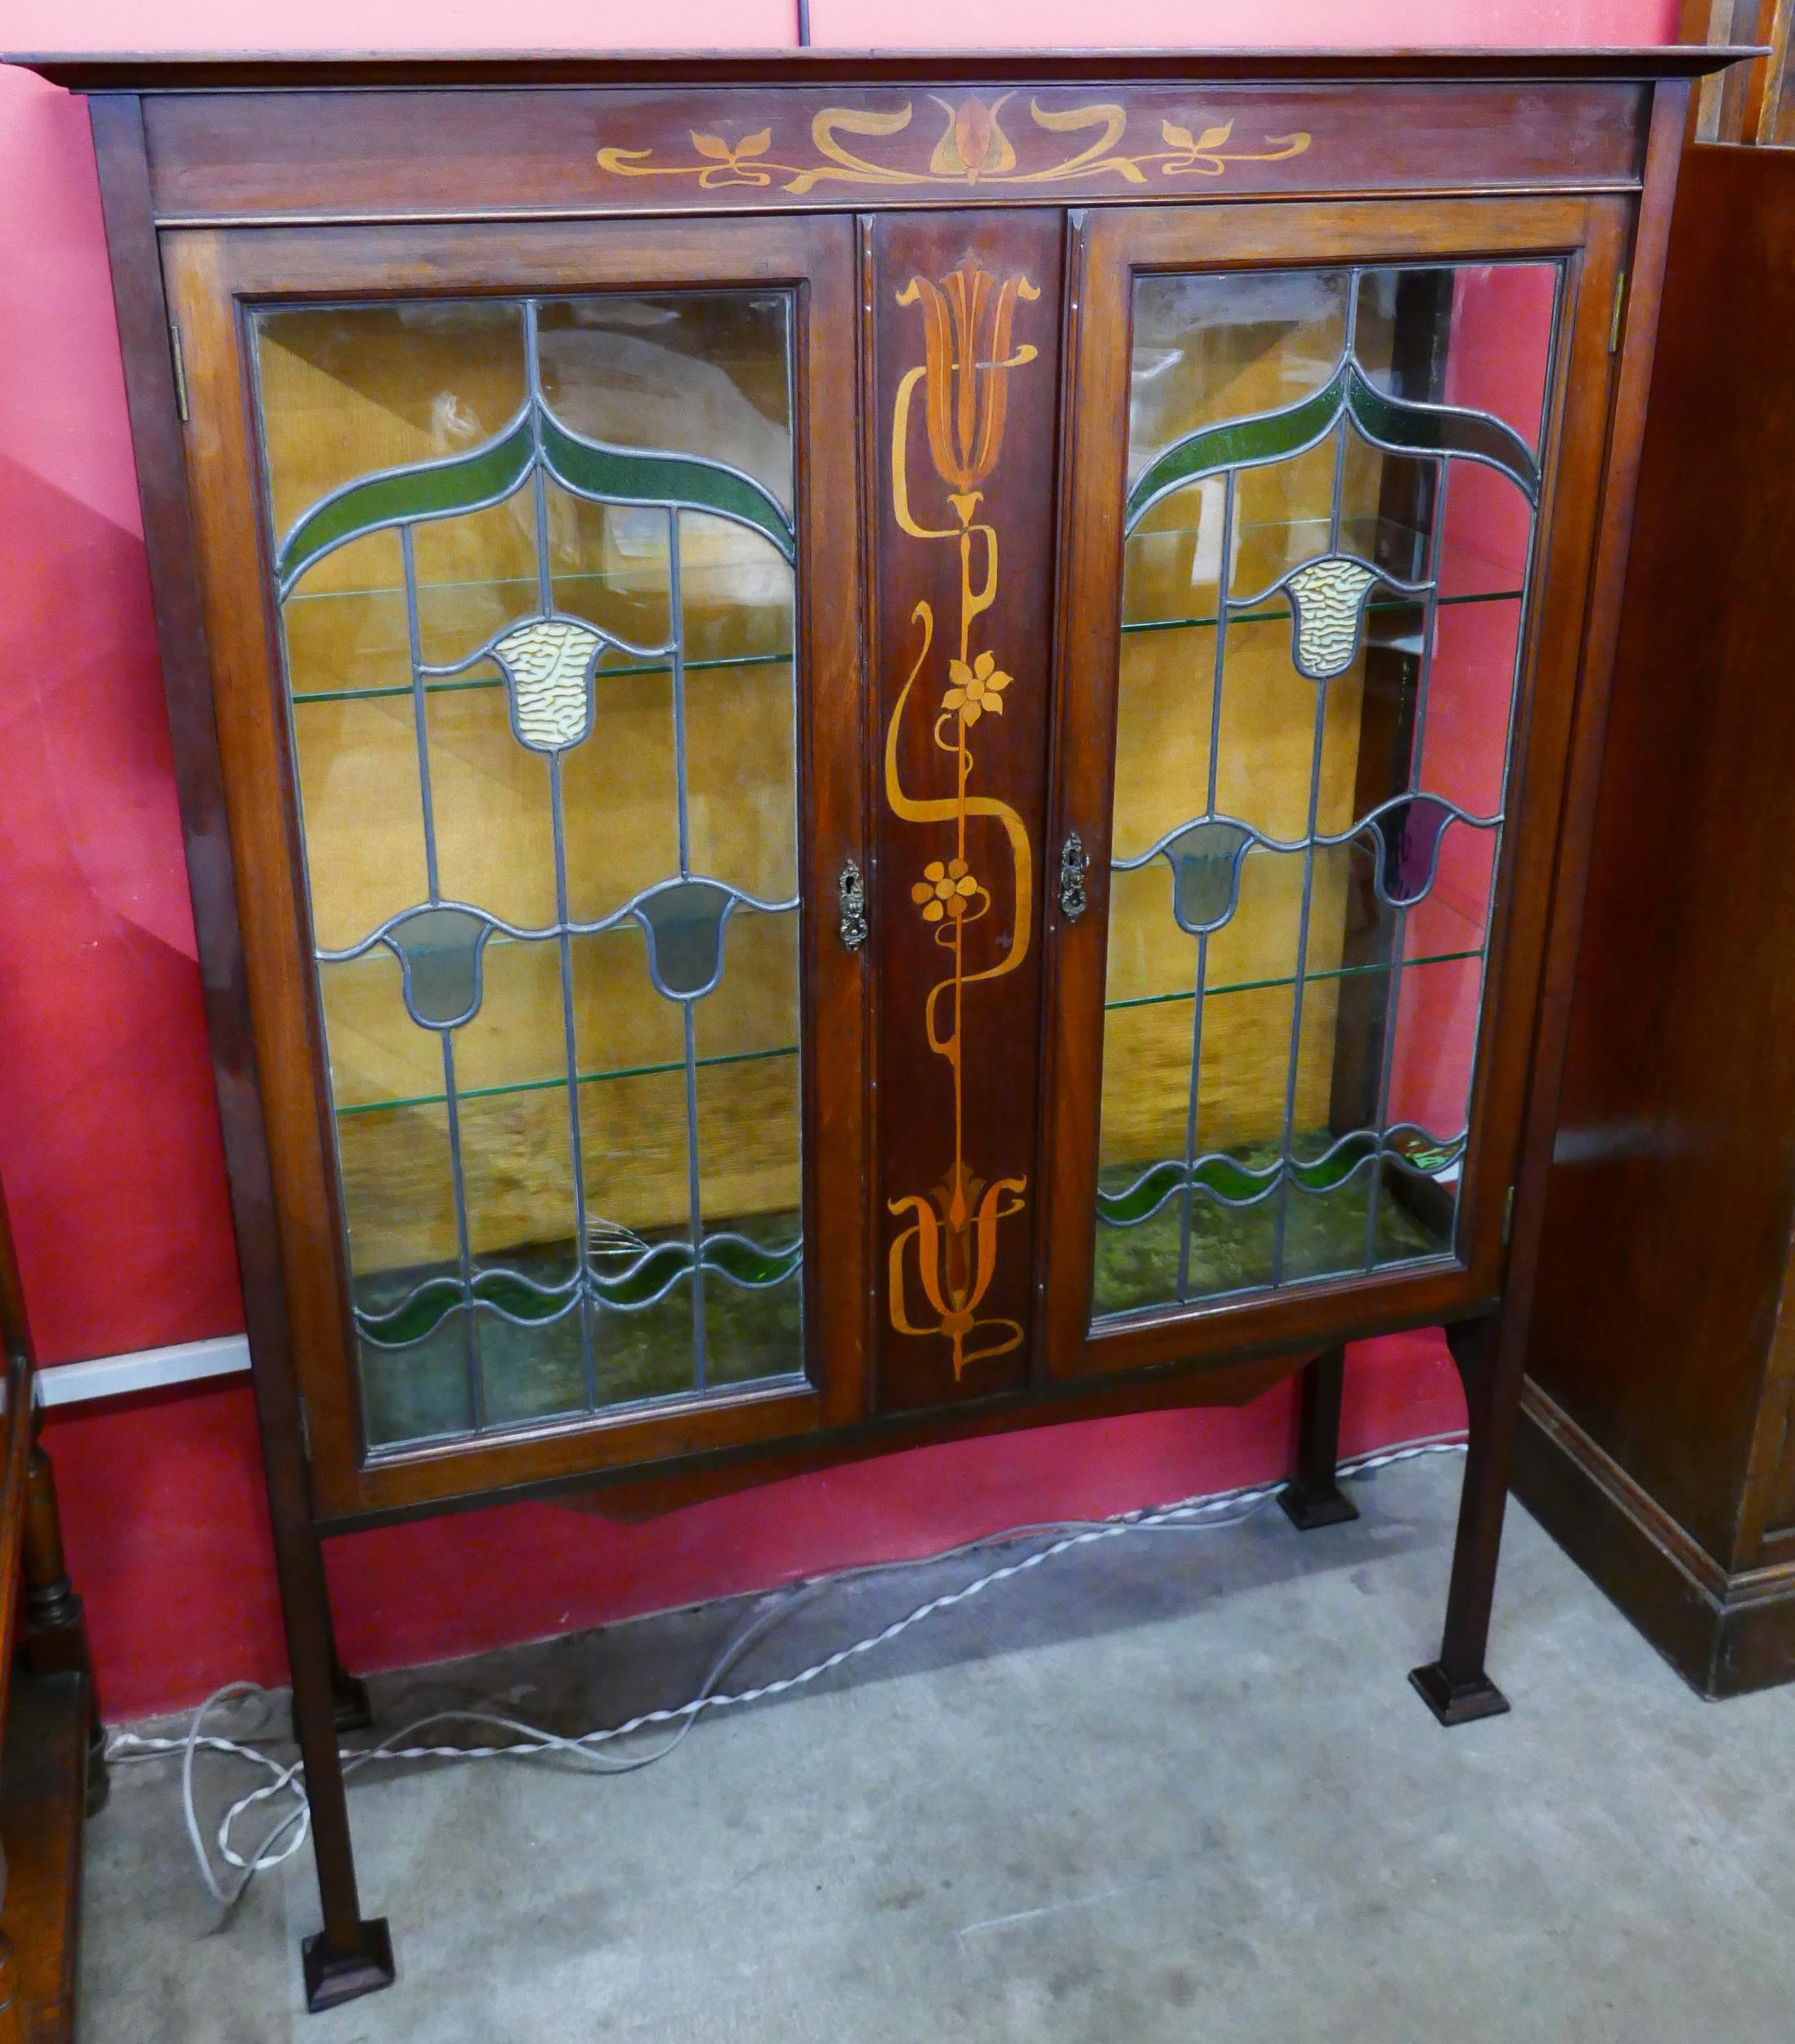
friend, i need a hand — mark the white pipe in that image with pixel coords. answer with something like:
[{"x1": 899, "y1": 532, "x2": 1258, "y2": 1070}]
[{"x1": 38, "y1": 1334, "x2": 250, "y2": 1407}]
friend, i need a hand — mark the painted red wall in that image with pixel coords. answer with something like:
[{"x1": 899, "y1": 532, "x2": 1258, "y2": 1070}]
[{"x1": 1, "y1": 1, "x2": 1677, "y2": 1721}]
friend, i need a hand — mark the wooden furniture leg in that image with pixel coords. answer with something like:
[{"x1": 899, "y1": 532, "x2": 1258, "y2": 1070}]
[
  {"x1": 326, "y1": 1654, "x2": 374, "y2": 1739},
  {"x1": 1410, "y1": 1314, "x2": 1515, "y2": 1725},
  {"x1": 265, "y1": 1513, "x2": 394, "y2": 2011},
  {"x1": 283, "y1": 1531, "x2": 372, "y2": 1743},
  {"x1": 20, "y1": 1448, "x2": 106, "y2": 1817},
  {"x1": 0, "y1": 1921, "x2": 21, "y2": 2044},
  {"x1": 1278, "y1": 1345, "x2": 1359, "y2": 1531},
  {"x1": 5, "y1": 1433, "x2": 101, "y2": 2043}
]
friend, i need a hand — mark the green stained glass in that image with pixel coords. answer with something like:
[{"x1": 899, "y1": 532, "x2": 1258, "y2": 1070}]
[
  {"x1": 1127, "y1": 368, "x2": 1351, "y2": 531},
  {"x1": 360, "y1": 1237, "x2": 804, "y2": 1348},
  {"x1": 278, "y1": 413, "x2": 536, "y2": 596},
  {"x1": 1346, "y1": 371, "x2": 1540, "y2": 504},
  {"x1": 1097, "y1": 1154, "x2": 1277, "y2": 1226},
  {"x1": 1095, "y1": 1129, "x2": 1466, "y2": 1230},
  {"x1": 539, "y1": 414, "x2": 795, "y2": 563},
  {"x1": 1125, "y1": 361, "x2": 1539, "y2": 533},
  {"x1": 276, "y1": 397, "x2": 798, "y2": 598}
]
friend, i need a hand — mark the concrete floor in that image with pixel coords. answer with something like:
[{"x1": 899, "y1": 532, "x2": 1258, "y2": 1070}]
[{"x1": 79, "y1": 1452, "x2": 1794, "y2": 2043}]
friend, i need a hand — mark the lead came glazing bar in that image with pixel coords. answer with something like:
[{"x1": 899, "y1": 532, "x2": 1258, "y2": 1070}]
[
  {"x1": 527, "y1": 300, "x2": 599, "y2": 1419},
  {"x1": 1174, "y1": 467, "x2": 1237, "y2": 1305},
  {"x1": 1362, "y1": 453, "x2": 1451, "y2": 1271},
  {"x1": 1270, "y1": 338, "x2": 1356, "y2": 1291},
  {"x1": 401, "y1": 520, "x2": 481, "y2": 1426},
  {"x1": 667, "y1": 508, "x2": 710, "y2": 1388}
]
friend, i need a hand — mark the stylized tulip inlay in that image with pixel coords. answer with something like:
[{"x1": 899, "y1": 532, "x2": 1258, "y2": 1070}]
[
  {"x1": 928, "y1": 94, "x2": 1020, "y2": 182},
  {"x1": 898, "y1": 257, "x2": 1041, "y2": 515}
]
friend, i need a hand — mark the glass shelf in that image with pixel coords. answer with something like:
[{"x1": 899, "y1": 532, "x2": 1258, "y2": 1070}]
[
  {"x1": 1122, "y1": 497, "x2": 1529, "y2": 633},
  {"x1": 293, "y1": 643, "x2": 794, "y2": 706},
  {"x1": 1104, "y1": 944, "x2": 1482, "y2": 1012},
  {"x1": 335, "y1": 1039, "x2": 797, "y2": 1119},
  {"x1": 1121, "y1": 585, "x2": 1520, "y2": 639}
]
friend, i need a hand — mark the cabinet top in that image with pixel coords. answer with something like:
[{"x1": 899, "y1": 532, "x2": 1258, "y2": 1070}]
[{"x1": 7, "y1": 46, "x2": 1761, "y2": 94}]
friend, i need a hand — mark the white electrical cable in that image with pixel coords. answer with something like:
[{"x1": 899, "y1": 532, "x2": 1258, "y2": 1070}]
[{"x1": 105, "y1": 1432, "x2": 1466, "y2": 1923}]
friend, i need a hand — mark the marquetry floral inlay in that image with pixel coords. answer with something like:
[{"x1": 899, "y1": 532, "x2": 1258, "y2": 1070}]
[
  {"x1": 883, "y1": 254, "x2": 1041, "y2": 1379},
  {"x1": 595, "y1": 96, "x2": 1311, "y2": 194},
  {"x1": 943, "y1": 651, "x2": 1010, "y2": 724}
]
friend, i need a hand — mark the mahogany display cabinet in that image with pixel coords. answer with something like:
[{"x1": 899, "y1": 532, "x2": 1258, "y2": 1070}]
[{"x1": 12, "y1": 43, "x2": 1745, "y2": 2007}]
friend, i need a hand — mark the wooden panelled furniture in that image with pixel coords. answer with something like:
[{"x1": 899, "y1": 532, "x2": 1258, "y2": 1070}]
[
  {"x1": 1515, "y1": 25, "x2": 1795, "y2": 1697},
  {"x1": 11, "y1": 43, "x2": 1747, "y2": 2008},
  {"x1": 0, "y1": 1177, "x2": 105, "y2": 2044}
]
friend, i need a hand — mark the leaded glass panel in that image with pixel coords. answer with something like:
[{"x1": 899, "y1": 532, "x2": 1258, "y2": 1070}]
[
  {"x1": 1094, "y1": 260, "x2": 1559, "y2": 1320},
  {"x1": 253, "y1": 291, "x2": 805, "y2": 1448}
]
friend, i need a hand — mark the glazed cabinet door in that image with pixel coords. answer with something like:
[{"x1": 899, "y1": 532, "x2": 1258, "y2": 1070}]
[
  {"x1": 1041, "y1": 196, "x2": 1627, "y2": 1379},
  {"x1": 163, "y1": 217, "x2": 866, "y2": 1516}
]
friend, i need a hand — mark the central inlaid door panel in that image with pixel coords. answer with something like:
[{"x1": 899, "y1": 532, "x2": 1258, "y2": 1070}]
[
  {"x1": 1041, "y1": 195, "x2": 1627, "y2": 1379},
  {"x1": 867, "y1": 211, "x2": 1063, "y2": 1414}
]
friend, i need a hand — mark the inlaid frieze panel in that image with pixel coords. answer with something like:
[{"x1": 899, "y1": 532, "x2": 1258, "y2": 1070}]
[{"x1": 140, "y1": 79, "x2": 1647, "y2": 222}]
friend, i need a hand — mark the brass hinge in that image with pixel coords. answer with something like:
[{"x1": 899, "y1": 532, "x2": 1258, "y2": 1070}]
[
  {"x1": 1608, "y1": 271, "x2": 1627, "y2": 356},
  {"x1": 1502, "y1": 1185, "x2": 1515, "y2": 1246},
  {"x1": 168, "y1": 322, "x2": 190, "y2": 422}
]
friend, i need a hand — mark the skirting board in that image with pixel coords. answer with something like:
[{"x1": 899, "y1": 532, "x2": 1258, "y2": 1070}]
[
  {"x1": 1513, "y1": 1378, "x2": 1795, "y2": 1699},
  {"x1": 35, "y1": 1336, "x2": 249, "y2": 1409}
]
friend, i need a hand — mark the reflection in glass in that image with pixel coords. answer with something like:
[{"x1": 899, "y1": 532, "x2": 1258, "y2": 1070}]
[
  {"x1": 1094, "y1": 260, "x2": 1558, "y2": 1321},
  {"x1": 256, "y1": 290, "x2": 806, "y2": 1449}
]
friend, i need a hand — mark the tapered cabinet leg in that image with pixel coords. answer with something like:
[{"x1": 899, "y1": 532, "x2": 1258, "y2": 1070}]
[
  {"x1": 284, "y1": 1540, "x2": 373, "y2": 1741},
  {"x1": 289, "y1": 1652, "x2": 373, "y2": 1743},
  {"x1": 1411, "y1": 1314, "x2": 1514, "y2": 1726},
  {"x1": 272, "y1": 1527, "x2": 395, "y2": 2011},
  {"x1": 0, "y1": 1930, "x2": 21, "y2": 2044},
  {"x1": 1278, "y1": 1345, "x2": 1359, "y2": 1531},
  {"x1": 326, "y1": 1660, "x2": 374, "y2": 1738},
  {"x1": 20, "y1": 1444, "x2": 110, "y2": 1814}
]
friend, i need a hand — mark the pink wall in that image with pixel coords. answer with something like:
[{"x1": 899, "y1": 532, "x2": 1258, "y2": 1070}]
[
  {"x1": 1, "y1": 2, "x2": 1677, "y2": 1721},
  {"x1": 1, "y1": 0, "x2": 1681, "y2": 51}
]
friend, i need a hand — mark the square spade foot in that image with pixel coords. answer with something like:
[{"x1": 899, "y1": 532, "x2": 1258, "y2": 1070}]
[
  {"x1": 1278, "y1": 1480, "x2": 1361, "y2": 1531},
  {"x1": 1409, "y1": 1661, "x2": 1512, "y2": 1727},
  {"x1": 302, "y1": 1918, "x2": 396, "y2": 2012}
]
